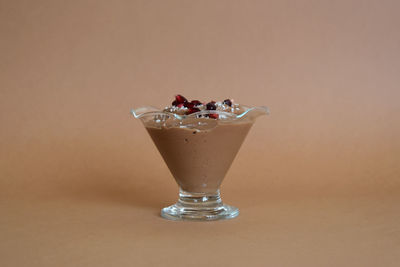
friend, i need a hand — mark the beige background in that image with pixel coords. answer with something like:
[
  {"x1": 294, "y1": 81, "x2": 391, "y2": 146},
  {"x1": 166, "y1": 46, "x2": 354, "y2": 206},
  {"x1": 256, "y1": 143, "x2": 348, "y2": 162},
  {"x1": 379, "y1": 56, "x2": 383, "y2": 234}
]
[{"x1": 1, "y1": 0, "x2": 400, "y2": 266}]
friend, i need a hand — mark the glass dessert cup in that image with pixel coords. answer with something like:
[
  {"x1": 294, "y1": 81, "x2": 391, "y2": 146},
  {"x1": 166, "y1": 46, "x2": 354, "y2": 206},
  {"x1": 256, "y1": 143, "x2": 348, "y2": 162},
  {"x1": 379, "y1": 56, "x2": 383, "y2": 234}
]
[{"x1": 131, "y1": 105, "x2": 269, "y2": 221}]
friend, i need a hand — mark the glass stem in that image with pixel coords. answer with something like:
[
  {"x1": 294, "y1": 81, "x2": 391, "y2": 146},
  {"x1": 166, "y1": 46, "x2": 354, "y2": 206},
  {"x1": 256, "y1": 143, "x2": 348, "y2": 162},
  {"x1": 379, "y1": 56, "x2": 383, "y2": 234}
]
[{"x1": 178, "y1": 188, "x2": 224, "y2": 210}]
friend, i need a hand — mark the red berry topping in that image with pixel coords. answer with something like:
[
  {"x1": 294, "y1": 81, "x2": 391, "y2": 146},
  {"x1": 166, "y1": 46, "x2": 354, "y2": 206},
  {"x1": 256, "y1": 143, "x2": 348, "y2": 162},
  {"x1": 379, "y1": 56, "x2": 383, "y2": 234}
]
[
  {"x1": 177, "y1": 103, "x2": 184, "y2": 108},
  {"x1": 190, "y1": 100, "x2": 202, "y2": 106},
  {"x1": 223, "y1": 99, "x2": 232, "y2": 106},
  {"x1": 186, "y1": 107, "x2": 200, "y2": 115},
  {"x1": 206, "y1": 101, "x2": 217, "y2": 110},
  {"x1": 183, "y1": 102, "x2": 195, "y2": 108},
  {"x1": 208, "y1": 113, "x2": 219, "y2": 119},
  {"x1": 175, "y1": 94, "x2": 188, "y2": 104}
]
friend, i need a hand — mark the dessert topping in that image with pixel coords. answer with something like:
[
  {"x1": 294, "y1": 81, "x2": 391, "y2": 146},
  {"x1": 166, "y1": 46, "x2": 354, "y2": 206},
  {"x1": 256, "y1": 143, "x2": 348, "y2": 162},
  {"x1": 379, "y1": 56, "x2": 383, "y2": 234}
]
[
  {"x1": 166, "y1": 95, "x2": 243, "y2": 119},
  {"x1": 206, "y1": 101, "x2": 217, "y2": 110},
  {"x1": 223, "y1": 99, "x2": 232, "y2": 107},
  {"x1": 172, "y1": 94, "x2": 188, "y2": 106},
  {"x1": 190, "y1": 100, "x2": 202, "y2": 106},
  {"x1": 186, "y1": 107, "x2": 200, "y2": 115}
]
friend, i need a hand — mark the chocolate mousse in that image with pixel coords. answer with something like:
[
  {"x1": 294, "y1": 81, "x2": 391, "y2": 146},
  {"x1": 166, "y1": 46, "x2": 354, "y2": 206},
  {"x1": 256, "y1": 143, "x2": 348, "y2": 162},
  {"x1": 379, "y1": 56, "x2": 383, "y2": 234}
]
[
  {"x1": 145, "y1": 95, "x2": 253, "y2": 193},
  {"x1": 147, "y1": 121, "x2": 252, "y2": 193}
]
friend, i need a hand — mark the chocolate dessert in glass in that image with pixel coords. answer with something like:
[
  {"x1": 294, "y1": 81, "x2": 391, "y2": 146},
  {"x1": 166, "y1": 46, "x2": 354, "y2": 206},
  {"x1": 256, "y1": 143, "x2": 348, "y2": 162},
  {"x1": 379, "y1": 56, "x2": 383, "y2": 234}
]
[{"x1": 132, "y1": 95, "x2": 268, "y2": 221}]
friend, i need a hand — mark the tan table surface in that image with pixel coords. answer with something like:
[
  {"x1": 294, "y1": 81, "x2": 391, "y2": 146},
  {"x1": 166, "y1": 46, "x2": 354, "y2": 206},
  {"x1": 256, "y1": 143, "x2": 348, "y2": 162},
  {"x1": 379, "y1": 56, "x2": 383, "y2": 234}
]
[{"x1": 1, "y1": 1, "x2": 400, "y2": 266}]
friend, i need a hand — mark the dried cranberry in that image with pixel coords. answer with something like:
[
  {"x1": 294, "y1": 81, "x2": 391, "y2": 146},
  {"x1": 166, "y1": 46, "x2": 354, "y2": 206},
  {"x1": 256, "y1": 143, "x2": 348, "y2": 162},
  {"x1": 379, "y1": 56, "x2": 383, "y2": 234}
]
[
  {"x1": 206, "y1": 101, "x2": 216, "y2": 110},
  {"x1": 175, "y1": 94, "x2": 187, "y2": 103},
  {"x1": 190, "y1": 100, "x2": 202, "y2": 106},
  {"x1": 223, "y1": 99, "x2": 232, "y2": 106},
  {"x1": 186, "y1": 107, "x2": 200, "y2": 115}
]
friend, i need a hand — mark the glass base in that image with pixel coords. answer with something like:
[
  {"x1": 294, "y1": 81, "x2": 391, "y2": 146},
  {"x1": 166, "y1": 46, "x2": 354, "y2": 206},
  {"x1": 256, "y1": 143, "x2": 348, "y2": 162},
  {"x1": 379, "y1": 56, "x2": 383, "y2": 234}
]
[{"x1": 161, "y1": 189, "x2": 239, "y2": 221}]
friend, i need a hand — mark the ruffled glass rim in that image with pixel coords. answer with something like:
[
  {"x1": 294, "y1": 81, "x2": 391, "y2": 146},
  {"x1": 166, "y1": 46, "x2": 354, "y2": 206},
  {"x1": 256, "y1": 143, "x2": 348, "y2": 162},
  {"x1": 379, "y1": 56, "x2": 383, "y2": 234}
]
[{"x1": 131, "y1": 105, "x2": 269, "y2": 121}]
